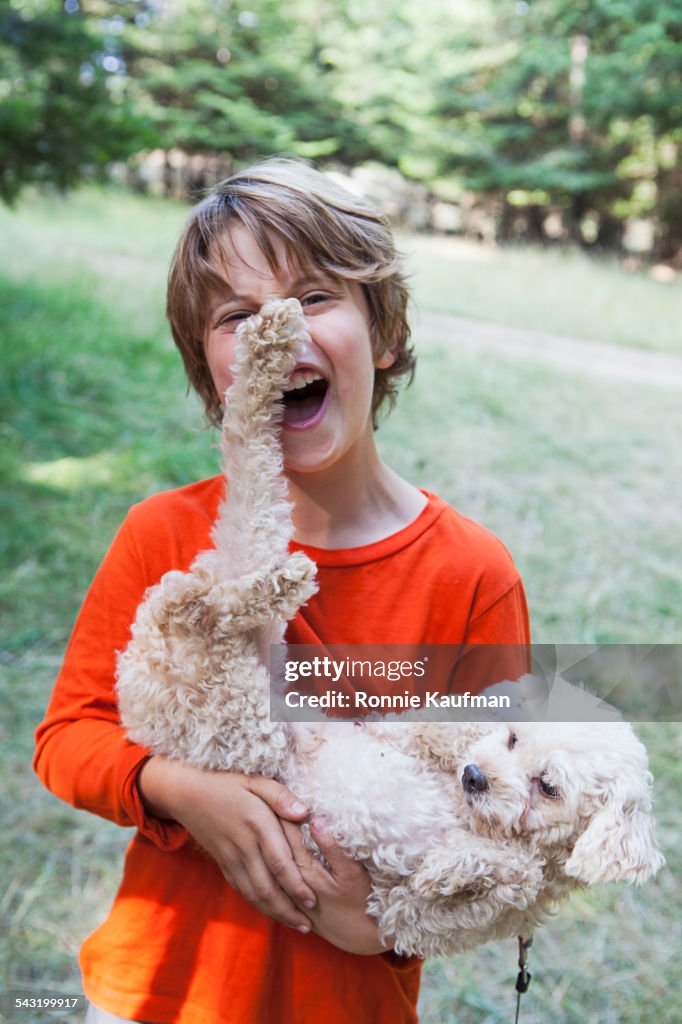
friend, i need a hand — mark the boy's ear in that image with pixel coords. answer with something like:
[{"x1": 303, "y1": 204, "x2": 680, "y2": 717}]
[{"x1": 375, "y1": 347, "x2": 396, "y2": 369}]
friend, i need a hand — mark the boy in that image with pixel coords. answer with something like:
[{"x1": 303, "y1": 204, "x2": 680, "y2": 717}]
[{"x1": 34, "y1": 159, "x2": 530, "y2": 1024}]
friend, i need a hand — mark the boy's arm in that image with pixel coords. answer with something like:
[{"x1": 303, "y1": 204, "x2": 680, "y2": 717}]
[
  {"x1": 32, "y1": 513, "x2": 189, "y2": 848},
  {"x1": 137, "y1": 757, "x2": 316, "y2": 932}
]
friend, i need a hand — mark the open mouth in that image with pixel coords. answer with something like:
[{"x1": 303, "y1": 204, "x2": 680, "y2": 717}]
[{"x1": 282, "y1": 369, "x2": 329, "y2": 428}]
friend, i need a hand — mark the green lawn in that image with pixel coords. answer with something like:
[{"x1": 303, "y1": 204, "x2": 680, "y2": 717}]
[
  {"x1": 400, "y1": 231, "x2": 682, "y2": 353},
  {"x1": 0, "y1": 187, "x2": 679, "y2": 1023}
]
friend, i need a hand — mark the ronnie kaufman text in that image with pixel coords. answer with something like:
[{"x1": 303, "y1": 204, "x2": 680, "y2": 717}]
[{"x1": 283, "y1": 691, "x2": 512, "y2": 711}]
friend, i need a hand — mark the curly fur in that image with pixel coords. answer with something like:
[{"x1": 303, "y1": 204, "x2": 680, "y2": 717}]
[
  {"x1": 117, "y1": 298, "x2": 317, "y2": 775},
  {"x1": 117, "y1": 300, "x2": 664, "y2": 959}
]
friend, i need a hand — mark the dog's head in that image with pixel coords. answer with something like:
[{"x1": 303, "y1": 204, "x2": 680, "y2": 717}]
[{"x1": 458, "y1": 721, "x2": 665, "y2": 886}]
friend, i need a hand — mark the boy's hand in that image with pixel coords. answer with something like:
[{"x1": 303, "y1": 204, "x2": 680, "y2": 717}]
[
  {"x1": 137, "y1": 757, "x2": 316, "y2": 932},
  {"x1": 283, "y1": 818, "x2": 390, "y2": 955}
]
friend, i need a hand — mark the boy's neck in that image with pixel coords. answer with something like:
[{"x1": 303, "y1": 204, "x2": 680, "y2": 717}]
[{"x1": 286, "y1": 443, "x2": 426, "y2": 550}]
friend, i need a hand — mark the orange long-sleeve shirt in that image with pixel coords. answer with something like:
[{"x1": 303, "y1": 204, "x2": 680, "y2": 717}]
[{"x1": 34, "y1": 479, "x2": 530, "y2": 1024}]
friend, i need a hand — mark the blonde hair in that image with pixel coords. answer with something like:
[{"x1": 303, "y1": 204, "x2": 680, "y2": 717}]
[{"x1": 166, "y1": 159, "x2": 415, "y2": 426}]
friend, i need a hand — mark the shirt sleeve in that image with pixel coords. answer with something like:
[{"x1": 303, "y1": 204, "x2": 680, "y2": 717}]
[
  {"x1": 33, "y1": 513, "x2": 189, "y2": 852},
  {"x1": 465, "y1": 576, "x2": 531, "y2": 645},
  {"x1": 455, "y1": 576, "x2": 532, "y2": 689}
]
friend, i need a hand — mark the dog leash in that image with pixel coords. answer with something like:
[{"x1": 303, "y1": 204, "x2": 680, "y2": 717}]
[{"x1": 514, "y1": 934, "x2": 533, "y2": 1024}]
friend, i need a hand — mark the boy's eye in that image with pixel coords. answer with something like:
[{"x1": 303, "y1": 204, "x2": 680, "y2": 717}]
[
  {"x1": 301, "y1": 291, "x2": 332, "y2": 308},
  {"x1": 217, "y1": 310, "x2": 251, "y2": 329}
]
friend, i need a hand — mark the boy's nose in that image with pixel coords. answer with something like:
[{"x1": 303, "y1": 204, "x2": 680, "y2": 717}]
[{"x1": 462, "y1": 764, "x2": 489, "y2": 794}]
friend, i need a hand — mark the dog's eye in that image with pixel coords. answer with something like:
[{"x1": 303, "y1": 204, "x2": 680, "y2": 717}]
[
  {"x1": 538, "y1": 776, "x2": 561, "y2": 799},
  {"x1": 507, "y1": 732, "x2": 518, "y2": 750}
]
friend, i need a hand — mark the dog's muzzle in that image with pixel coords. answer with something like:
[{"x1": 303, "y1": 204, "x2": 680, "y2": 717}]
[{"x1": 462, "y1": 764, "x2": 489, "y2": 794}]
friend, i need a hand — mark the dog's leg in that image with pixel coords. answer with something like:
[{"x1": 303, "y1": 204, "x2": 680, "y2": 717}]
[
  {"x1": 410, "y1": 831, "x2": 543, "y2": 904},
  {"x1": 211, "y1": 299, "x2": 317, "y2": 593},
  {"x1": 370, "y1": 832, "x2": 544, "y2": 956},
  {"x1": 117, "y1": 299, "x2": 318, "y2": 773}
]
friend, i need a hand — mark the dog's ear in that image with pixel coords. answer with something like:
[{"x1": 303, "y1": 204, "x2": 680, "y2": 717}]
[{"x1": 565, "y1": 788, "x2": 665, "y2": 886}]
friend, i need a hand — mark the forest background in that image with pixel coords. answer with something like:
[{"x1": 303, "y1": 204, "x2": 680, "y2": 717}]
[{"x1": 2, "y1": 0, "x2": 681, "y2": 257}]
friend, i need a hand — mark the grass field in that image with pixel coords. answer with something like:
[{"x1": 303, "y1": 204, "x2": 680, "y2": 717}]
[
  {"x1": 0, "y1": 188, "x2": 680, "y2": 1023},
  {"x1": 400, "y1": 231, "x2": 682, "y2": 353}
]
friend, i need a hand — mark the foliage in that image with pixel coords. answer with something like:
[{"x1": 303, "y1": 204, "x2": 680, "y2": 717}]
[
  {"x1": 0, "y1": 0, "x2": 680, "y2": 250},
  {"x1": 0, "y1": 0, "x2": 147, "y2": 203},
  {"x1": 116, "y1": 0, "x2": 379, "y2": 168},
  {"x1": 430, "y1": 0, "x2": 682, "y2": 247}
]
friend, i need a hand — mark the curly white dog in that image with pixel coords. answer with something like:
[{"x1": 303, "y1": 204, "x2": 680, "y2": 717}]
[{"x1": 117, "y1": 300, "x2": 664, "y2": 958}]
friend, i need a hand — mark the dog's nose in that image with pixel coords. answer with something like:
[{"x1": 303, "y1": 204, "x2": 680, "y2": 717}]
[{"x1": 462, "y1": 764, "x2": 489, "y2": 794}]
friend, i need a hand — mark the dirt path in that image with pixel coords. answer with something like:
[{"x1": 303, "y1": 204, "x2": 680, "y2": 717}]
[{"x1": 416, "y1": 311, "x2": 682, "y2": 390}]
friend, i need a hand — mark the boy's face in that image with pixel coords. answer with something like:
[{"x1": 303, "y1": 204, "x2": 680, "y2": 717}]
[{"x1": 204, "y1": 225, "x2": 394, "y2": 476}]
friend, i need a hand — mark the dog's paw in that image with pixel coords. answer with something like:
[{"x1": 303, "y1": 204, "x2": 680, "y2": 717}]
[
  {"x1": 271, "y1": 551, "x2": 318, "y2": 613},
  {"x1": 412, "y1": 836, "x2": 542, "y2": 904},
  {"x1": 277, "y1": 550, "x2": 317, "y2": 586},
  {"x1": 259, "y1": 297, "x2": 306, "y2": 334},
  {"x1": 241, "y1": 298, "x2": 309, "y2": 356}
]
